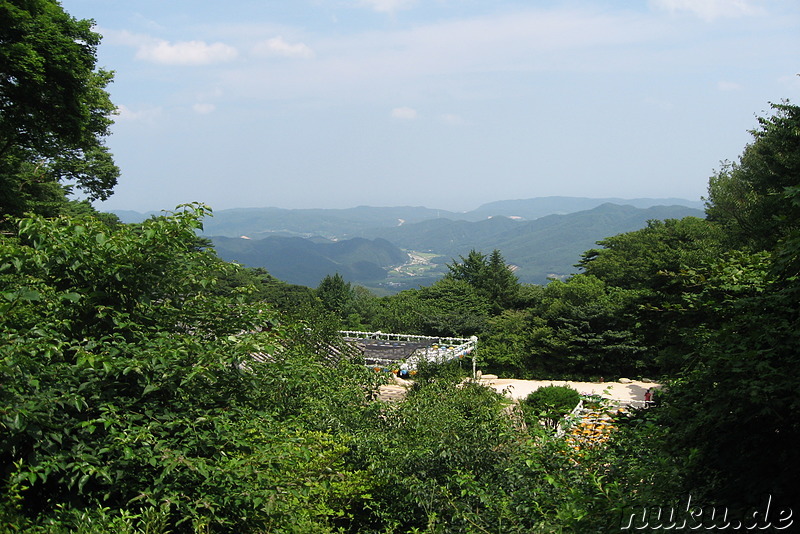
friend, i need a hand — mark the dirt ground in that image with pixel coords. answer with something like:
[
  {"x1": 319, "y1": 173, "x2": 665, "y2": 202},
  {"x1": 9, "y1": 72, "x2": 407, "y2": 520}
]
[
  {"x1": 480, "y1": 377, "x2": 660, "y2": 405},
  {"x1": 382, "y1": 375, "x2": 661, "y2": 405}
]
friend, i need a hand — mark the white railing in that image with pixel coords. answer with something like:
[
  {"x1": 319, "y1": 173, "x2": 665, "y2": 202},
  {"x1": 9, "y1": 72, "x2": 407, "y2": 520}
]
[
  {"x1": 405, "y1": 338, "x2": 477, "y2": 367},
  {"x1": 339, "y1": 330, "x2": 478, "y2": 372},
  {"x1": 555, "y1": 399, "x2": 585, "y2": 437}
]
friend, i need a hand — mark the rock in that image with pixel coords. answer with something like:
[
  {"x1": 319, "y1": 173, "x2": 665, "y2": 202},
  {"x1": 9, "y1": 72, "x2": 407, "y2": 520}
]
[
  {"x1": 392, "y1": 375, "x2": 412, "y2": 386},
  {"x1": 618, "y1": 377, "x2": 632, "y2": 384}
]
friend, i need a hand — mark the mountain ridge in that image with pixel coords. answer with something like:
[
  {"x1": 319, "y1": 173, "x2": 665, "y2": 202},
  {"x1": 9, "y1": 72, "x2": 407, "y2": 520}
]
[
  {"x1": 111, "y1": 196, "x2": 703, "y2": 239},
  {"x1": 206, "y1": 202, "x2": 704, "y2": 289}
]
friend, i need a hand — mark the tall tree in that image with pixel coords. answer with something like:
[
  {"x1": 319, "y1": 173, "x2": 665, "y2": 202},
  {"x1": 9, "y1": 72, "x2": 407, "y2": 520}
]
[
  {"x1": 1, "y1": 0, "x2": 119, "y2": 220},
  {"x1": 661, "y1": 251, "x2": 800, "y2": 506},
  {"x1": 316, "y1": 273, "x2": 354, "y2": 320},
  {"x1": 446, "y1": 249, "x2": 520, "y2": 313},
  {"x1": 417, "y1": 277, "x2": 489, "y2": 336},
  {"x1": 577, "y1": 217, "x2": 727, "y2": 372},
  {"x1": 705, "y1": 100, "x2": 800, "y2": 251},
  {"x1": 577, "y1": 217, "x2": 725, "y2": 291}
]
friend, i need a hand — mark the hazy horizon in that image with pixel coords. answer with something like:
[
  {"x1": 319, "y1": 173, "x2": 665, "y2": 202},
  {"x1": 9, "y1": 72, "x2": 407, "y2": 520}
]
[{"x1": 107, "y1": 194, "x2": 704, "y2": 215}]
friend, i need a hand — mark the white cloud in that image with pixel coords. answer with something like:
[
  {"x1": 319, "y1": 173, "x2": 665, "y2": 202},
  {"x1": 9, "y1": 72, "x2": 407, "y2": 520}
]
[
  {"x1": 252, "y1": 37, "x2": 315, "y2": 59},
  {"x1": 115, "y1": 104, "x2": 162, "y2": 122},
  {"x1": 439, "y1": 113, "x2": 465, "y2": 125},
  {"x1": 778, "y1": 74, "x2": 800, "y2": 88},
  {"x1": 359, "y1": 0, "x2": 416, "y2": 13},
  {"x1": 193, "y1": 103, "x2": 216, "y2": 114},
  {"x1": 650, "y1": 0, "x2": 764, "y2": 20},
  {"x1": 136, "y1": 39, "x2": 238, "y2": 65},
  {"x1": 391, "y1": 107, "x2": 418, "y2": 119},
  {"x1": 717, "y1": 80, "x2": 742, "y2": 91}
]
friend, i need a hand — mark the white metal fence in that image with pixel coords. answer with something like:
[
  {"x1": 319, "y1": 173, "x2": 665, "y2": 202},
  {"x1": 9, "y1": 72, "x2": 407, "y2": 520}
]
[{"x1": 339, "y1": 330, "x2": 478, "y2": 371}]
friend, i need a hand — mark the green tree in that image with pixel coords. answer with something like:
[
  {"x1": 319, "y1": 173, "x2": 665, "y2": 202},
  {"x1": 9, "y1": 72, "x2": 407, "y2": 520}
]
[
  {"x1": 481, "y1": 275, "x2": 646, "y2": 379},
  {"x1": 211, "y1": 265, "x2": 321, "y2": 318},
  {"x1": 371, "y1": 288, "x2": 426, "y2": 334},
  {"x1": 658, "y1": 251, "x2": 800, "y2": 507},
  {"x1": 578, "y1": 217, "x2": 727, "y2": 373},
  {"x1": 705, "y1": 100, "x2": 800, "y2": 251},
  {"x1": 577, "y1": 217, "x2": 725, "y2": 291},
  {"x1": 416, "y1": 277, "x2": 489, "y2": 336},
  {"x1": 446, "y1": 248, "x2": 520, "y2": 313},
  {"x1": 1, "y1": 0, "x2": 119, "y2": 220},
  {"x1": 446, "y1": 249, "x2": 488, "y2": 287},
  {"x1": 521, "y1": 384, "x2": 580, "y2": 431},
  {"x1": 316, "y1": 273, "x2": 353, "y2": 318},
  {"x1": 478, "y1": 309, "x2": 535, "y2": 377}
]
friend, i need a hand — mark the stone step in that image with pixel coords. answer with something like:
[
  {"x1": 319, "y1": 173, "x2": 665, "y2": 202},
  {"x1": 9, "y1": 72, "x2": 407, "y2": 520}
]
[{"x1": 377, "y1": 384, "x2": 409, "y2": 402}]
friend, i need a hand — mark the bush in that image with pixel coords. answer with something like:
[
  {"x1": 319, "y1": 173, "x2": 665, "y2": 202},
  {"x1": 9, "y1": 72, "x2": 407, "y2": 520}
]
[
  {"x1": 412, "y1": 357, "x2": 468, "y2": 386},
  {"x1": 522, "y1": 385, "x2": 581, "y2": 431},
  {"x1": 0, "y1": 207, "x2": 375, "y2": 533}
]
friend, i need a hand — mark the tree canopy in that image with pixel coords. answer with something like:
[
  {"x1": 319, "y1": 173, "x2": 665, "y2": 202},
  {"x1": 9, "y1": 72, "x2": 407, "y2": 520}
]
[
  {"x1": 446, "y1": 249, "x2": 520, "y2": 313},
  {"x1": 705, "y1": 100, "x2": 800, "y2": 251},
  {"x1": 1, "y1": 0, "x2": 118, "y2": 220}
]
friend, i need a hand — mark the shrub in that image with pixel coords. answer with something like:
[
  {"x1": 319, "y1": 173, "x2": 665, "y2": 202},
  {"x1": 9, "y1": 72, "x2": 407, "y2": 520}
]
[{"x1": 522, "y1": 385, "x2": 581, "y2": 431}]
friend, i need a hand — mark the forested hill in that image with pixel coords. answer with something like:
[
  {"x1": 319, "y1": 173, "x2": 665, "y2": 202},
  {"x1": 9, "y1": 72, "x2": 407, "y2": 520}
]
[
  {"x1": 467, "y1": 196, "x2": 703, "y2": 220},
  {"x1": 362, "y1": 203, "x2": 704, "y2": 284},
  {"x1": 208, "y1": 203, "x2": 703, "y2": 288},
  {"x1": 211, "y1": 236, "x2": 408, "y2": 287}
]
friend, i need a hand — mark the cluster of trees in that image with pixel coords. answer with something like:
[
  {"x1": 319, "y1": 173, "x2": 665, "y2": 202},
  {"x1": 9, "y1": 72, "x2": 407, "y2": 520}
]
[
  {"x1": 319, "y1": 229, "x2": 694, "y2": 380},
  {"x1": 2, "y1": 0, "x2": 799, "y2": 529}
]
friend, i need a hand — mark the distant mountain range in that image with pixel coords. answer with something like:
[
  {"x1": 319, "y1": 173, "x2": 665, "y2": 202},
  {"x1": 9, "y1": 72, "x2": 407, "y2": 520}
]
[
  {"x1": 361, "y1": 203, "x2": 703, "y2": 285},
  {"x1": 113, "y1": 197, "x2": 705, "y2": 290},
  {"x1": 114, "y1": 196, "x2": 703, "y2": 239},
  {"x1": 465, "y1": 196, "x2": 703, "y2": 221}
]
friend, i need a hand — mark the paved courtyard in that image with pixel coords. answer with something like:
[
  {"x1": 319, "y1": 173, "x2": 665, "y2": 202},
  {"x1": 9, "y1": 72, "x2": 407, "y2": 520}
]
[
  {"x1": 377, "y1": 375, "x2": 660, "y2": 405},
  {"x1": 481, "y1": 376, "x2": 659, "y2": 406}
]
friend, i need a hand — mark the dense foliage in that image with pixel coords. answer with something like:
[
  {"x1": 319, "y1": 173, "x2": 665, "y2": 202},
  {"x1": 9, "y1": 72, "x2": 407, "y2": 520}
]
[
  {"x1": 2, "y1": 1, "x2": 798, "y2": 527},
  {"x1": 0, "y1": 207, "x2": 680, "y2": 531},
  {"x1": 0, "y1": 0, "x2": 119, "y2": 222},
  {"x1": 521, "y1": 385, "x2": 581, "y2": 431},
  {"x1": 0, "y1": 206, "x2": 371, "y2": 531}
]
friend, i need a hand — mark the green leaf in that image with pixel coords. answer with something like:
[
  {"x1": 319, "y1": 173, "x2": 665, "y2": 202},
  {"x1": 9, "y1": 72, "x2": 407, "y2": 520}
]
[
  {"x1": 60, "y1": 292, "x2": 82, "y2": 302},
  {"x1": 78, "y1": 473, "x2": 90, "y2": 493}
]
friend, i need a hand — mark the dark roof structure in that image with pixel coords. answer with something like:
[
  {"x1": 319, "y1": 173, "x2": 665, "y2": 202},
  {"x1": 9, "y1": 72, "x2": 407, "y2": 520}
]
[
  {"x1": 341, "y1": 331, "x2": 478, "y2": 369},
  {"x1": 349, "y1": 339, "x2": 430, "y2": 364}
]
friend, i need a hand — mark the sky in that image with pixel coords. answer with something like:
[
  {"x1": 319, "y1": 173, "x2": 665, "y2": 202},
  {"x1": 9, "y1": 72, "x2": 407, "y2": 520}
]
[{"x1": 58, "y1": 0, "x2": 800, "y2": 213}]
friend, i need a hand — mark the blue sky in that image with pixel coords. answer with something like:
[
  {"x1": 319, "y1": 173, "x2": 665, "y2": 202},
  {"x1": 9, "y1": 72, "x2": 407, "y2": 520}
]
[{"x1": 59, "y1": 0, "x2": 800, "y2": 212}]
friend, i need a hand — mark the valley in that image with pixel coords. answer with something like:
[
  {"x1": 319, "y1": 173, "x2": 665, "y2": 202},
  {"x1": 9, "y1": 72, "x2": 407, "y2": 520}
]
[{"x1": 192, "y1": 199, "x2": 704, "y2": 289}]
